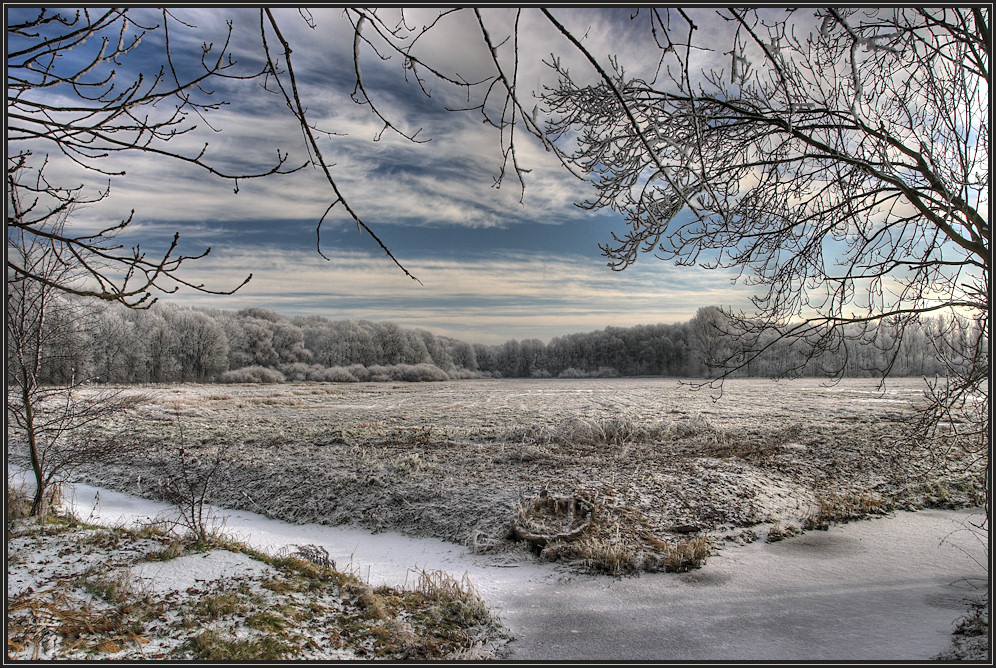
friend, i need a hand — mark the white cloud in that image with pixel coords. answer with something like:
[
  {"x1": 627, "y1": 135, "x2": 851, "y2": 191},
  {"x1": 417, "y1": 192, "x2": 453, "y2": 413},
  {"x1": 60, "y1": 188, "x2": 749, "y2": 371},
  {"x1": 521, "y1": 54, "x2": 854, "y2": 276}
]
[
  {"x1": 14, "y1": 8, "x2": 773, "y2": 345},
  {"x1": 155, "y1": 245, "x2": 755, "y2": 343}
]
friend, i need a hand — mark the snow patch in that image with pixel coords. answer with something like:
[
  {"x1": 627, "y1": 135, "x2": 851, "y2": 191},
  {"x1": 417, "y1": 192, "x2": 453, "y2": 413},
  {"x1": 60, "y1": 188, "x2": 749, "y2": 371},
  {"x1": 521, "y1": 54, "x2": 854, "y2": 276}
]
[{"x1": 130, "y1": 550, "x2": 277, "y2": 595}]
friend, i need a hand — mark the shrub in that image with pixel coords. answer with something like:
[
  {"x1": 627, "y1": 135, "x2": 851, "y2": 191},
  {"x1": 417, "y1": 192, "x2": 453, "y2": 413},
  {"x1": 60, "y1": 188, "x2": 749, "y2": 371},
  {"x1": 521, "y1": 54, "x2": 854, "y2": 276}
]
[
  {"x1": 394, "y1": 363, "x2": 450, "y2": 382},
  {"x1": 445, "y1": 367, "x2": 483, "y2": 380},
  {"x1": 357, "y1": 363, "x2": 450, "y2": 382},
  {"x1": 307, "y1": 366, "x2": 358, "y2": 383},
  {"x1": 556, "y1": 367, "x2": 618, "y2": 378},
  {"x1": 277, "y1": 362, "x2": 312, "y2": 381},
  {"x1": 217, "y1": 366, "x2": 286, "y2": 384},
  {"x1": 347, "y1": 364, "x2": 371, "y2": 381},
  {"x1": 366, "y1": 365, "x2": 393, "y2": 382}
]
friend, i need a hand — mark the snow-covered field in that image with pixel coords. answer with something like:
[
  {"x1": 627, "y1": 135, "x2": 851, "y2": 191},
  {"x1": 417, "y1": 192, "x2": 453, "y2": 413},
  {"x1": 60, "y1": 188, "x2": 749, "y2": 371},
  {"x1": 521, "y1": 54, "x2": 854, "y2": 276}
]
[{"x1": 43, "y1": 377, "x2": 984, "y2": 569}]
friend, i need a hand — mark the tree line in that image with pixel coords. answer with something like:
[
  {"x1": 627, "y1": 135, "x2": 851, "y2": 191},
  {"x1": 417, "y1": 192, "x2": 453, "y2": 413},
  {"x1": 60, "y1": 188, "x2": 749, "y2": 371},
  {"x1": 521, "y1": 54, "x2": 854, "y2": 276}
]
[{"x1": 15, "y1": 299, "x2": 974, "y2": 386}]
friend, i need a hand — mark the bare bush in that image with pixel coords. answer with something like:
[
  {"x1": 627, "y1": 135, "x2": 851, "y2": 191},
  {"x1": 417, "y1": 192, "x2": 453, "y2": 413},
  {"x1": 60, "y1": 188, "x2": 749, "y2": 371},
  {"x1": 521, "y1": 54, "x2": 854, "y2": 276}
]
[
  {"x1": 393, "y1": 364, "x2": 450, "y2": 383},
  {"x1": 7, "y1": 218, "x2": 148, "y2": 516},
  {"x1": 307, "y1": 366, "x2": 359, "y2": 383},
  {"x1": 217, "y1": 366, "x2": 286, "y2": 384},
  {"x1": 154, "y1": 410, "x2": 231, "y2": 542}
]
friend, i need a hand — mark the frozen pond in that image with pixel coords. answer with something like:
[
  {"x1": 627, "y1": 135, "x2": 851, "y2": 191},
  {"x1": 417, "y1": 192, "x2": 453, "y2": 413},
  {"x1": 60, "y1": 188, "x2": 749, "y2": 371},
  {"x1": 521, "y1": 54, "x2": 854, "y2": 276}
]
[{"x1": 14, "y1": 467, "x2": 986, "y2": 661}]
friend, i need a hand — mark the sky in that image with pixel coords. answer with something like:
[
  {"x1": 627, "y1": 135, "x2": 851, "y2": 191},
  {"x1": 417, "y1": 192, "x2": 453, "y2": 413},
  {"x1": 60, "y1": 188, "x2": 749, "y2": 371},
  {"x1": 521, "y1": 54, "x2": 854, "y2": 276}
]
[{"x1": 9, "y1": 8, "x2": 769, "y2": 344}]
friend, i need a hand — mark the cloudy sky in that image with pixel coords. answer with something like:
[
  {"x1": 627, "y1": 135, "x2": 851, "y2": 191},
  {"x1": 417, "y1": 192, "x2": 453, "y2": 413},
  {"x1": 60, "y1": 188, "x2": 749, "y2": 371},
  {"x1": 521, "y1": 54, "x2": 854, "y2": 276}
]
[{"x1": 13, "y1": 7, "x2": 762, "y2": 343}]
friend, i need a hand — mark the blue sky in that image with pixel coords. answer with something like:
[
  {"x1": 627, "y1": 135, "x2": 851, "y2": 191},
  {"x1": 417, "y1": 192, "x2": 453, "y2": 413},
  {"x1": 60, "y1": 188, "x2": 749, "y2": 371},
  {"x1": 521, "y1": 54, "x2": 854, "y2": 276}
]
[{"x1": 11, "y1": 7, "x2": 759, "y2": 343}]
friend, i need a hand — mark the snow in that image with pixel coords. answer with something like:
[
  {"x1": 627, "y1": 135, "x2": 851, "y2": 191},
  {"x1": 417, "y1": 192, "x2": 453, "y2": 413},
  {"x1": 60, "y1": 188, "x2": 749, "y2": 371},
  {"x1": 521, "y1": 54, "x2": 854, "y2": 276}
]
[
  {"x1": 130, "y1": 551, "x2": 277, "y2": 596},
  {"x1": 8, "y1": 464, "x2": 986, "y2": 661}
]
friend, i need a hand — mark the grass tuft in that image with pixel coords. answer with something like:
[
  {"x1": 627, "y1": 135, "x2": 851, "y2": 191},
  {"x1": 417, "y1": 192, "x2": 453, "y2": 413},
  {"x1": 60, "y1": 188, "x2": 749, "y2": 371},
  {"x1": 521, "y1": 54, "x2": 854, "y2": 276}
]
[
  {"x1": 802, "y1": 491, "x2": 891, "y2": 530},
  {"x1": 183, "y1": 629, "x2": 298, "y2": 660},
  {"x1": 413, "y1": 569, "x2": 490, "y2": 625},
  {"x1": 653, "y1": 535, "x2": 710, "y2": 572},
  {"x1": 543, "y1": 534, "x2": 641, "y2": 575},
  {"x1": 6, "y1": 484, "x2": 34, "y2": 523}
]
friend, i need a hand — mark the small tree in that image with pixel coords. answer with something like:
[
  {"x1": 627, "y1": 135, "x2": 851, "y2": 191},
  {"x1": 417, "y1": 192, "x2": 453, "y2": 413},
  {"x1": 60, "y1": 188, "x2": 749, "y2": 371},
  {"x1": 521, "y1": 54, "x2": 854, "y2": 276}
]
[{"x1": 6, "y1": 218, "x2": 143, "y2": 517}]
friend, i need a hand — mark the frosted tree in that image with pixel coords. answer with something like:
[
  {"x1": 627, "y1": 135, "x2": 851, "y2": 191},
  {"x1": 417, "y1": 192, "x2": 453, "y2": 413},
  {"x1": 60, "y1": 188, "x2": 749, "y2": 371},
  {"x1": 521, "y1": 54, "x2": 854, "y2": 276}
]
[
  {"x1": 169, "y1": 308, "x2": 230, "y2": 382},
  {"x1": 449, "y1": 341, "x2": 479, "y2": 373},
  {"x1": 238, "y1": 319, "x2": 280, "y2": 369},
  {"x1": 90, "y1": 308, "x2": 142, "y2": 383},
  {"x1": 143, "y1": 310, "x2": 180, "y2": 383},
  {"x1": 376, "y1": 323, "x2": 410, "y2": 366},
  {"x1": 688, "y1": 307, "x2": 732, "y2": 378}
]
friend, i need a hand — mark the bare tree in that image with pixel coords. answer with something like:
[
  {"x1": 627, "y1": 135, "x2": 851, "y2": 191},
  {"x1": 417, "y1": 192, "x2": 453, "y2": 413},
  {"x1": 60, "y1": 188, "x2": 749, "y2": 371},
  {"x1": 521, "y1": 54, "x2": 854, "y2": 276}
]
[
  {"x1": 6, "y1": 219, "x2": 144, "y2": 517},
  {"x1": 537, "y1": 7, "x2": 988, "y2": 506},
  {"x1": 6, "y1": 8, "x2": 421, "y2": 308},
  {"x1": 155, "y1": 406, "x2": 231, "y2": 543},
  {"x1": 319, "y1": 7, "x2": 987, "y2": 513}
]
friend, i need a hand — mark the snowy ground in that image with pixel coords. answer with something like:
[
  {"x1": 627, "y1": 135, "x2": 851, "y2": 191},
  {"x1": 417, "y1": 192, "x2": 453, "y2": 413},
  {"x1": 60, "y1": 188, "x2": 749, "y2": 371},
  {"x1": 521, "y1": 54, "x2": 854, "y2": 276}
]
[
  {"x1": 7, "y1": 468, "x2": 507, "y2": 661},
  {"x1": 33, "y1": 377, "x2": 986, "y2": 575},
  {"x1": 9, "y1": 468, "x2": 989, "y2": 661},
  {"x1": 7, "y1": 377, "x2": 989, "y2": 660}
]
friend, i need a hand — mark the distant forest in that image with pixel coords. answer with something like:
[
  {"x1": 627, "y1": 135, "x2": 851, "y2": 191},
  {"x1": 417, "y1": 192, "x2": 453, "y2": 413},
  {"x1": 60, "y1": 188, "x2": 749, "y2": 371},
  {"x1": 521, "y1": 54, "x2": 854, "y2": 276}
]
[{"x1": 25, "y1": 301, "x2": 970, "y2": 385}]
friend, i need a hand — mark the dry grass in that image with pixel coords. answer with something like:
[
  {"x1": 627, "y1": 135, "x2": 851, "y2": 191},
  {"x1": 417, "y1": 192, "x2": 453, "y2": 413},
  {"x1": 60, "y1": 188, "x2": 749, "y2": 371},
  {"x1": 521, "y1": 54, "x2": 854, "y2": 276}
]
[
  {"x1": 504, "y1": 415, "x2": 718, "y2": 447},
  {"x1": 653, "y1": 535, "x2": 711, "y2": 572},
  {"x1": 43, "y1": 378, "x2": 983, "y2": 577},
  {"x1": 513, "y1": 494, "x2": 593, "y2": 549},
  {"x1": 27, "y1": 560, "x2": 497, "y2": 661},
  {"x1": 543, "y1": 534, "x2": 642, "y2": 575},
  {"x1": 413, "y1": 569, "x2": 490, "y2": 625},
  {"x1": 540, "y1": 529, "x2": 710, "y2": 575},
  {"x1": 8, "y1": 564, "x2": 162, "y2": 660},
  {"x1": 183, "y1": 628, "x2": 298, "y2": 661},
  {"x1": 8, "y1": 504, "x2": 510, "y2": 661},
  {"x1": 802, "y1": 491, "x2": 892, "y2": 530},
  {"x1": 935, "y1": 594, "x2": 991, "y2": 661},
  {"x1": 6, "y1": 483, "x2": 33, "y2": 522},
  {"x1": 7, "y1": 590, "x2": 150, "y2": 658},
  {"x1": 145, "y1": 540, "x2": 185, "y2": 561}
]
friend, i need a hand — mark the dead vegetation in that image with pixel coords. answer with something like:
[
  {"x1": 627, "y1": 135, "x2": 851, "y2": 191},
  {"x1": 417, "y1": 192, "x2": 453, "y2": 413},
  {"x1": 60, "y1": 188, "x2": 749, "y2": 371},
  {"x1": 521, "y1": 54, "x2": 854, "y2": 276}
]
[
  {"x1": 512, "y1": 493, "x2": 593, "y2": 549},
  {"x1": 801, "y1": 492, "x2": 893, "y2": 531},
  {"x1": 28, "y1": 378, "x2": 986, "y2": 576}
]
